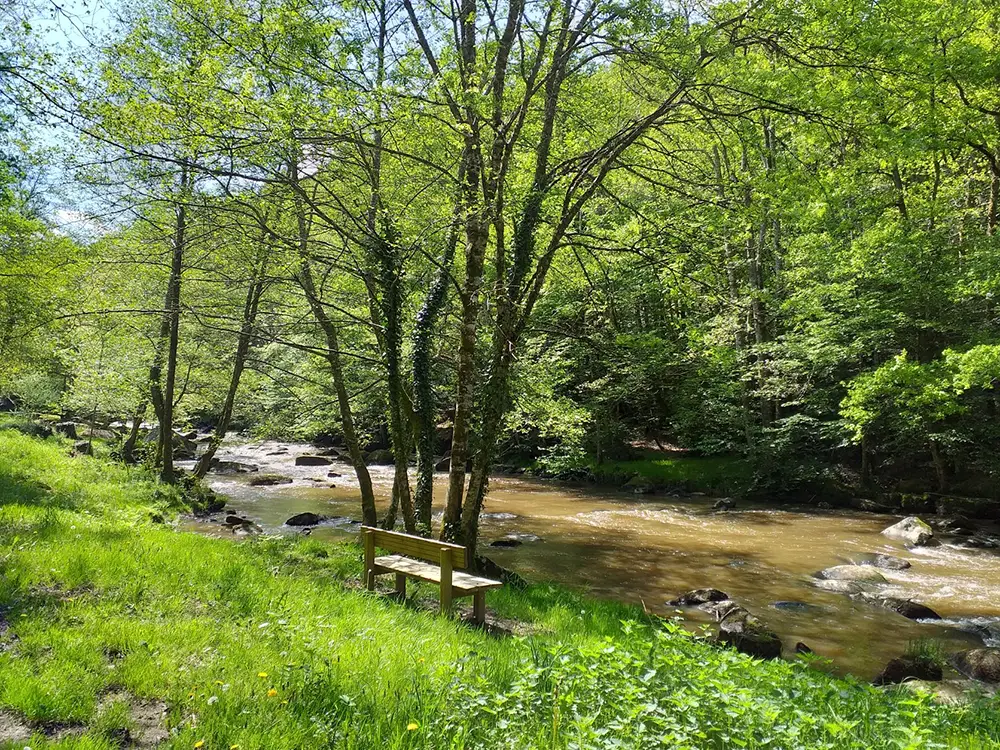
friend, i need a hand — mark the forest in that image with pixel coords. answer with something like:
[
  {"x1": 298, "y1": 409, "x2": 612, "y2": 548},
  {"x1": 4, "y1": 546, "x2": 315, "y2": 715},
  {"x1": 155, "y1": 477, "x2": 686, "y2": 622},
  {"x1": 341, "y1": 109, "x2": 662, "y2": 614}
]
[
  {"x1": 3, "y1": 0, "x2": 1000, "y2": 549},
  {"x1": 3, "y1": 0, "x2": 1000, "y2": 747}
]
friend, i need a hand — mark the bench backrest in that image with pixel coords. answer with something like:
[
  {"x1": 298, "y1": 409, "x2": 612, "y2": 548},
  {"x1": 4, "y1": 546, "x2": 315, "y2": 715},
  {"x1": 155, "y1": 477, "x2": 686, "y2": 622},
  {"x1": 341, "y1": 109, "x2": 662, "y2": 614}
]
[{"x1": 361, "y1": 526, "x2": 467, "y2": 569}]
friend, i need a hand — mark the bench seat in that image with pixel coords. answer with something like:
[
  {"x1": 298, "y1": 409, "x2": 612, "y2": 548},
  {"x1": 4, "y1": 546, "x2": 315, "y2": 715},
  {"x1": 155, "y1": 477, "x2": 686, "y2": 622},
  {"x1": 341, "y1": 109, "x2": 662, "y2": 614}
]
[{"x1": 374, "y1": 554, "x2": 503, "y2": 593}]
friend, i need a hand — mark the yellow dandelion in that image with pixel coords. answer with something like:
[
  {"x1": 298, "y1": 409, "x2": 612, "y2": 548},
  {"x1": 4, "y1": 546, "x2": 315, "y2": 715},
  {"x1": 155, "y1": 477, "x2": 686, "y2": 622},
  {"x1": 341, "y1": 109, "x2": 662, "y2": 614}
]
[
  {"x1": 417, "y1": 658, "x2": 424, "y2": 664},
  {"x1": 230, "y1": 746, "x2": 240, "y2": 750},
  {"x1": 407, "y1": 722, "x2": 419, "y2": 731},
  {"x1": 194, "y1": 742, "x2": 205, "y2": 749},
  {"x1": 257, "y1": 671, "x2": 268, "y2": 678},
  {"x1": 215, "y1": 680, "x2": 224, "y2": 686},
  {"x1": 267, "y1": 688, "x2": 278, "y2": 697},
  {"x1": 280, "y1": 700, "x2": 288, "y2": 706}
]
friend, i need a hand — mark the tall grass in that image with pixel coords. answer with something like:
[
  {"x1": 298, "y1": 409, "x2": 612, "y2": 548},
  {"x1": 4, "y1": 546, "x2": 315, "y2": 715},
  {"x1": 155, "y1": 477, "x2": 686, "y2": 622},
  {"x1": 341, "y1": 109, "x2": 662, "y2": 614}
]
[{"x1": 0, "y1": 429, "x2": 997, "y2": 748}]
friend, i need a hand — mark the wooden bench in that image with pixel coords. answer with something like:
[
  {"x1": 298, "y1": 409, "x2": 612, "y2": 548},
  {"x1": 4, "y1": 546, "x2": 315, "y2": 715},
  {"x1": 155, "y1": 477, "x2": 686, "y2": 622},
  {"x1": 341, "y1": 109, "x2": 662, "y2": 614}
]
[{"x1": 361, "y1": 526, "x2": 502, "y2": 624}]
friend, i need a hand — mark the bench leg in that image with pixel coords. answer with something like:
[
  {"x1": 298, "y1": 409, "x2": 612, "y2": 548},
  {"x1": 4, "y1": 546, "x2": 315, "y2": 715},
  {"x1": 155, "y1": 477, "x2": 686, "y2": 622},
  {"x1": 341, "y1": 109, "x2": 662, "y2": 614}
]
[
  {"x1": 366, "y1": 569, "x2": 376, "y2": 591},
  {"x1": 395, "y1": 573, "x2": 406, "y2": 601},
  {"x1": 473, "y1": 591, "x2": 486, "y2": 625}
]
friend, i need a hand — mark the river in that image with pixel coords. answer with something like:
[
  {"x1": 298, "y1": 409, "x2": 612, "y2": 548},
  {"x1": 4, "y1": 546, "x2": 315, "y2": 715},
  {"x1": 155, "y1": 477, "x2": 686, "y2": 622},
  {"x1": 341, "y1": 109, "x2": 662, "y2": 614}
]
[{"x1": 182, "y1": 441, "x2": 1000, "y2": 678}]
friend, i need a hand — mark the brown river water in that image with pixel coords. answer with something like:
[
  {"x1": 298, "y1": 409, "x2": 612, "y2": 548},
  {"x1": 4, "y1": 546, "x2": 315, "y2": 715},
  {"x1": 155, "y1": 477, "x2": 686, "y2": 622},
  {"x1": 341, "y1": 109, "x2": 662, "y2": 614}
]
[{"x1": 182, "y1": 441, "x2": 1000, "y2": 678}]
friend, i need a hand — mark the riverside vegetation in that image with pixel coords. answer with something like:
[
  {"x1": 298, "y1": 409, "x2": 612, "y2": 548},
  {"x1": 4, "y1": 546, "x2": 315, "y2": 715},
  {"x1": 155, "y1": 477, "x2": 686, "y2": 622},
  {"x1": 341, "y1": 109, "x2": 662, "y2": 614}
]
[{"x1": 2, "y1": 429, "x2": 1000, "y2": 749}]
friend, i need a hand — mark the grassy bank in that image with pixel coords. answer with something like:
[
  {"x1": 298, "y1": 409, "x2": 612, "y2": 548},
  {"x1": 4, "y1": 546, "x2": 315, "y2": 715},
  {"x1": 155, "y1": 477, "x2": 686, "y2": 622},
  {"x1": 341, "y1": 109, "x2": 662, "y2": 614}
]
[{"x1": 0, "y1": 431, "x2": 998, "y2": 749}]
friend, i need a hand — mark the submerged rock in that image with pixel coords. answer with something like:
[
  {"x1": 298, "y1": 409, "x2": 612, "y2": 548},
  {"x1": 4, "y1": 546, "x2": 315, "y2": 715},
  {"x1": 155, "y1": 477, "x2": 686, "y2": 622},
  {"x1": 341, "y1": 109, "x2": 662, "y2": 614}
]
[
  {"x1": 950, "y1": 648, "x2": 1000, "y2": 683},
  {"x1": 623, "y1": 475, "x2": 656, "y2": 494},
  {"x1": 713, "y1": 498, "x2": 736, "y2": 511},
  {"x1": 668, "y1": 588, "x2": 730, "y2": 606},
  {"x1": 854, "y1": 593, "x2": 941, "y2": 621},
  {"x1": 490, "y1": 539, "x2": 522, "y2": 548},
  {"x1": 212, "y1": 460, "x2": 259, "y2": 474},
  {"x1": 882, "y1": 516, "x2": 934, "y2": 546},
  {"x1": 285, "y1": 512, "x2": 327, "y2": 527},
  {"x1": 817, "y1": 565, "x2": 886, "y2": 583},
  {"x1": 295, "y1": 455, "x2": 332, "y2": 466},
  {"x1": 771, "y1": 600, "x2": 822, "y2": 614},
  {"x1": 874, "y1": 655, "x2": 942, "y2": 686},
  {"x1": 717, "y1": 612, "x2": 783, "y2": 660},
  {"x1": 249, "y1": 474, "x2": 293, "y2": 487},
  {"x1": 812, "y1": 578, "x2": 864, "y2": 594}
]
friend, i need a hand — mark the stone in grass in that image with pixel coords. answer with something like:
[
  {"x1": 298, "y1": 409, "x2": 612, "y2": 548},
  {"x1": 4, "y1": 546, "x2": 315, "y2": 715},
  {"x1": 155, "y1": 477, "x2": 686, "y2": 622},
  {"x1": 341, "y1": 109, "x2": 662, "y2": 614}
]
[
  {"x1": 817, "y1": 565, "x2": 886, "y2": 583},
  {"x1": 249, "y1": 474, "x2": 293, "y2": 487},
  {"x1": 716, "y1": 612, "x2": 783, "y2": 660},
  {"x1": 285, "y1": 512, "x2": 327, "y2": 527},
  {"x1": 882, "y1": 516, "x2": 934, "y2": 546}
]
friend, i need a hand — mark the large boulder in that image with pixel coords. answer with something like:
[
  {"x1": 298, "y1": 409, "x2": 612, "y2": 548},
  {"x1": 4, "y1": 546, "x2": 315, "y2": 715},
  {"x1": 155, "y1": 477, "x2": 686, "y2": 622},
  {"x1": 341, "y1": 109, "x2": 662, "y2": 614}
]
[
  {"x1": 285, "y1": 512, "x2": 327, "y2": 527},
  {"x1": 874, "y1": 655, "x2": 943, "y2": 686},
  {"x1": 667, "y1": 588, "x2": 730, "y2": 606},
  {"x1": 295, "y1": 455, "x2": 332, "y2": 466},
  {"x1": 950, "y1": 649, "x2": 1000, "y2": 683},
  {"x1": 854, "y1": 593, "x2": 941, "y2": 621},
  {"x1": 717, "y1": 612, "x2": 783, "y2": 660},
  {"x1": 249, "y1": 474, "x2": 293, "y2": 487},
  {"x1": 366, "y1": 449, "x2": 395, "y2": 465},
  {"x1": 882, "y1": 516, "x2": 934, "y2": 546},
  {"x1": 700, "y1": 600, "x2": 747, "y2": 621},
  {"x1": 817, "y1": 565, "x2": 886, "y2": 583},
  {"x1": 143, "y1": 427, "x2": 197, "y2": 460}
]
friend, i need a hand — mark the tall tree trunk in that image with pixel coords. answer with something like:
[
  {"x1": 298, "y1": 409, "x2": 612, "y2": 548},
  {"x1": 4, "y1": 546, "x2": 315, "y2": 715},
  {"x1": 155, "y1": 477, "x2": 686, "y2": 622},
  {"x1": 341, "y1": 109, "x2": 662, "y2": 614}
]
[
  {"x1": 411, "y1": 179, "x2": 462, "y2": 534},
  {"x1": 193, "y1": 258, "x2": 267, "y2": 479},
  {"x1": 156, "y1": 162, "x2": 189, "y2": 484},
  {"x1": 121, "y1": 399, "x2": 147, "y2": 464}
]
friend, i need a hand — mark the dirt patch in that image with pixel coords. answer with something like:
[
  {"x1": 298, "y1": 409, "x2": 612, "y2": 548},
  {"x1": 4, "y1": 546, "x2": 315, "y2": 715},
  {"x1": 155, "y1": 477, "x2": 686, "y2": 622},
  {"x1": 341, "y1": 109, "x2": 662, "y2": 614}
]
[
  {"x1": 99, "y1": 691, "x2": 170, "y2": 748},
  {"x1": 0, "y1": 709, "x2": 85, "y2": 744}
]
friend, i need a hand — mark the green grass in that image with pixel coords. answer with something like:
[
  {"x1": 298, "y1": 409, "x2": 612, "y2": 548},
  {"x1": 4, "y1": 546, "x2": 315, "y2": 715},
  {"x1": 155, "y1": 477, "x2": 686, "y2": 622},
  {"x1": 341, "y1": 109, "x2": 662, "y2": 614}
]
[
  {"x1": 0, "y1": 430, "x2": 998, "y2": 748},
  {"x1": 589, "y1": 453, "x2": 753, "y2": 496}
]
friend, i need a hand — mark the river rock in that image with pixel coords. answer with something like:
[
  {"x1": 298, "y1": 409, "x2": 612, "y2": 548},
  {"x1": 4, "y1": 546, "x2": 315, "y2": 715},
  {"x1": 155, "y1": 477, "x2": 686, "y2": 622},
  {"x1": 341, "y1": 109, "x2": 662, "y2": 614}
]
[
  {"x1": 812, "y1": 578, "x2": 864, "y2": 594},
  {"x1": 700, "y1": 600, "x2": 746, "y2": 621},
  {"x1": 771, "y1": 600, "x2": 822, "y2": 614},
  {"x1": 314, "y1": 446, "x2": 343, "y2": 457},
  {"x1": 795, "y1": 642, "x2": 813, "y2": 655},
  {"x1": 249, "y1": 474, "x2": 293, "y2": 487},
  {"x1": 327, "y1": 471, "x2": 342, "y2": 477},
  {"x1": 285, "y1": 512, "x2": 327, "y2": 527},
  {"x1": 958, "y1": 535, "x2": 1000, "y2": 549},
  {"x1": 668, "y1": 588, "x2": 730, "y2": 606},
  {"x1": 54, "y1": 421, "x2": 78, "y2": 439},
  {"x1": 818, "y1": 565, "x2": 886, "y2": 583},
  {"x1": 713, "y1": 498, "x2": 736, "y2": 511},
  {"x1": 366, "y1": 449, "x2": 395, "y2": 465},
  {"x1": 72, "y1": 440, "x2": 92, "y2": 456},
  {"x1": 490, "y1": 539, "x2": 522, "y2": 548},
  {"x1": 212, "y1": 460, "x2": 259, "y2": 474},
  {"x1": 295, "y1": 455, "x2": 332, "y2": 466},
  {"x1": 866, "y1": 553, "x2": 911, "y2": 571},
  {"x1": 874, "y1": 655, "x2": 942, "y2": 686},
  {"x1": 624, "y1": 475, "x2": 656, "y2": 494},
  {"x1": 854, "y1": 593, "x2": 941, "y2": 621},
  {"x1": 882, "y1": 516, "x2": 934, "y2": 546},
  {"x1": 266, "y1": 449, "x2": 288, "y2": 456},
  {"x1": 936, "y1": 496, "x2": 1000, "y2": 521},
  {"x1": 950, "y1": 648, "x2": 1000, "y2": 683},
  {"x1": 716, "y1": 613, "x2": 783, "y2": 660}
]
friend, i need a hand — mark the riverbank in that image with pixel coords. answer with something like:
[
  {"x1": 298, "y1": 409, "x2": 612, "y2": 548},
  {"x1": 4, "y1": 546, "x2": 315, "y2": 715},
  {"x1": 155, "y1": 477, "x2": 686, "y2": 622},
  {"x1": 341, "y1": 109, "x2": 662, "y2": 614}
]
[{"x1": 1, "y1": 431, "x2": 999, "y2": 747}]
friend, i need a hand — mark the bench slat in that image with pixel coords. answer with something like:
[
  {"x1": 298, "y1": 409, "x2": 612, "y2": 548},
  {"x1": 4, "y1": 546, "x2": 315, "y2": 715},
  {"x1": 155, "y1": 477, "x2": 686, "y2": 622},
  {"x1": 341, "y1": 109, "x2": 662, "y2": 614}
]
[
  {"x1": 374, "y1": 555, "x2": 502, "y2": 593},
  {"x1": 361, "y1": 526, "x2": 467, "y2": 569}
]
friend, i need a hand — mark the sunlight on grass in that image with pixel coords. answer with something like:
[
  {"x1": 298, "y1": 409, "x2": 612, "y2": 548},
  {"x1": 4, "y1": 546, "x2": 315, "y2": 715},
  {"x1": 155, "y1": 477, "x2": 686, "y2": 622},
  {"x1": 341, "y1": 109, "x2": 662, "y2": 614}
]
[{"x1": 0, "y1": 430, "x2": 997, "y2": 748}]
